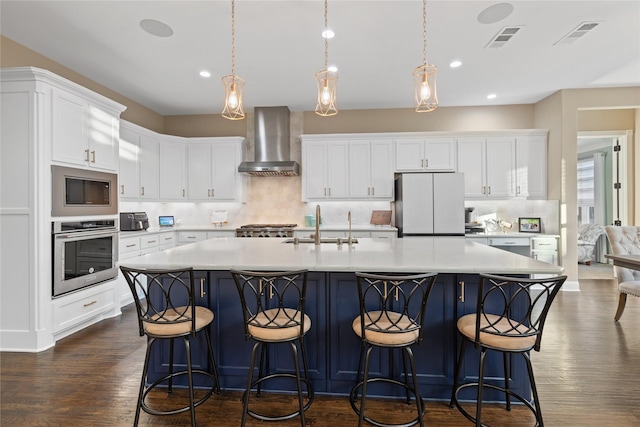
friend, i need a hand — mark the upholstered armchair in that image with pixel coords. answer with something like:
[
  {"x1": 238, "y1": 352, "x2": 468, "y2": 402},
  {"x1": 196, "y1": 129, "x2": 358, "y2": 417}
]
[
  {"x1": 604, "y1": 226, "x2": 640, "y2": 321},
  {"x1": 577, "y1": 223, "x2": 606, "y2": 265}
]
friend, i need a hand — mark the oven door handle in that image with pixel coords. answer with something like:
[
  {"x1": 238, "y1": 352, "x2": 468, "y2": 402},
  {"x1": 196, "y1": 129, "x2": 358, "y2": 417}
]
[{"x1": 54, "y1": 229, "x2": 119, "y2": 240}]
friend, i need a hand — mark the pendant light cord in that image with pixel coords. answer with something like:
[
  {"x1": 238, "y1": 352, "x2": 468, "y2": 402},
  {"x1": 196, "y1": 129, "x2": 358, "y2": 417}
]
[
  {"x1": 231, "y1": 0, "x2": 236, "y2": 76},
  {"x1": 324, "y1": 0, "x2": 329, "y2": 70},
  {"x1": 422, "y1": 0, "x2": 427, "y2": 66}
]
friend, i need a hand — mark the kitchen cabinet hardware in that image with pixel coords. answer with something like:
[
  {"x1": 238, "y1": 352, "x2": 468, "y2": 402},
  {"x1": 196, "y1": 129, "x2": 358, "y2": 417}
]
[
  {"x1": 141, "y1": 186, "x2": 145, "y2": 196},
  {"x1": 182, "y1": 189, "x2": 185, "y2": 197},
  {"x1": 120, "y1": 185, "x2": 125, "y2": 194},
  {"x1": 91, "y1": 150, "x2": 96, "y2": 163},
  {"x1": 458, "y1": 281, "x2": 465, "y2": 302},
  {"x1": 83, "y1": 300, "x2": 97, "y2": 307},
  {"x1": 85, "y1": 149, "x2": 90, "y2": 162},
  {"x1": 200, "y1": 278, "x2": 206, "y2": 298},
  {"x1": 126, "y1": 243, "x2": 136, "y2": 248}
]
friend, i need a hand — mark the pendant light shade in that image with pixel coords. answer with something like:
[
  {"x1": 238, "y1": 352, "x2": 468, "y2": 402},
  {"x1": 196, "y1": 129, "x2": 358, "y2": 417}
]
[
  {"x1": 222, "y1": 0, "x2": 245, "y2": 120},
  {"x1": 414, "y1": 0, "x2": 438, "y2": 112},
  {"x1": 315, "y1": 0, "x2": 337, "y2": 116},
  {"x1": 222, "y1": 74, "x2": 245, "y2": 120}
]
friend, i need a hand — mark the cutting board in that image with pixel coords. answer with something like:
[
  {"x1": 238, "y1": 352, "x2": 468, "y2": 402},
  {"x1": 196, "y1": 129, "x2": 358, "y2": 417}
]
[{"x1": 370, "y1": 210, "x2": 392, "y2": 225}]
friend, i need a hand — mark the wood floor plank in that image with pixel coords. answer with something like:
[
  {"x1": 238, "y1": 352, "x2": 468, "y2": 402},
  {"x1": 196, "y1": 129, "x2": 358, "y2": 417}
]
[{"x1": 2, "y1": 276, "x2": 639, "y2": 426}]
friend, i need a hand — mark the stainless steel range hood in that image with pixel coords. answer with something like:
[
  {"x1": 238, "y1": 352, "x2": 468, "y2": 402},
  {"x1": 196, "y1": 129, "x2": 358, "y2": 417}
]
[{"x1": 238, "y1": 106, "x2": 300, "y2": 176}]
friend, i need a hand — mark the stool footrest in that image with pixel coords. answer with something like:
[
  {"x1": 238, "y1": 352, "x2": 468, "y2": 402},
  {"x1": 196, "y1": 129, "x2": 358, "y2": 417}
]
[
  {"x1": 350, "y1": 377, "x2": 425, "y2": 427},
  {"x1": 244, "y1": 372, "x2": 314, "y2": 422},
  {"x1": 141, "y1": 369, "x2": 218, "y2": 416},
  {"x1": 451, "y1": 382, "x2": 539, "y2": 427}
]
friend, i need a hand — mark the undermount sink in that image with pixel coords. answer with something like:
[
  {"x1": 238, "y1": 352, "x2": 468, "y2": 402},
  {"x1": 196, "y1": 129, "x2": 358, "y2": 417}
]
[{"x1": 284, "y1": 238, "x2": 358, "y2": 245}]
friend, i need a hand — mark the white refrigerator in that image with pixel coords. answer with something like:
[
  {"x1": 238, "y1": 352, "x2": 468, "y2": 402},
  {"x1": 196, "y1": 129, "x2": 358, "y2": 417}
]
[{"x1": 394, "y1": 173, "x2": 465, "y2": 236}]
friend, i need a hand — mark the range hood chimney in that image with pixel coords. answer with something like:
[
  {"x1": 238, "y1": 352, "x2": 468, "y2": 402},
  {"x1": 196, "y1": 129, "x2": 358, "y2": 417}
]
[{"x1": 238, "y1": 106, "x2": 300, "y2": 176}]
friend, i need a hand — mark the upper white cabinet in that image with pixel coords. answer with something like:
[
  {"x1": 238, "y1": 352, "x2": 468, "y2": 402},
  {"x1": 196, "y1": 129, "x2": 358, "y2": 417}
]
[
  {"x1": 187, "y1": 138, "x2": 245, "y2": 201},
  {"x1": 515, "y1": 135, "x2": 547, "y2": 199},
  {"x1": 120, "y1": 123, "x2": 245, "y2": 203},
  {"x1": 457, "y1": 137, "x2": 516, "y2": 199},
  {"x1": 119, "y1": 121, "x2": 159, "y2": 201},
  {"x1": 349, "y1": 139, "x2": 394, "y2": 200},
  {"x1": 395, "y1": 137, "x2": 456, "y2": 171},
  {"x1": 52, "y1": 88, "x2": 120, "y2": 171},
  {"x1": 159, "y1": 137, "x2": 187, "y2": 201},
  {"x1": 302, "y1": 139, "x2": 349, "y2": 200}
]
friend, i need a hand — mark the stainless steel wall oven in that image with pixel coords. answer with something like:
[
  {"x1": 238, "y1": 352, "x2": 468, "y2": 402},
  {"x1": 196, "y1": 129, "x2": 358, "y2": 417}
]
[{"x1": 52, "y1": 220, "x2": 119, "y2": 297}]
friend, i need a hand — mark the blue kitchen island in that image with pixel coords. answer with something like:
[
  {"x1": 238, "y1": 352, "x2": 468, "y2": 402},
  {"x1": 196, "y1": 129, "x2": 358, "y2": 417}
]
[{"x1": 120, "y1": 236, "x2": 563, "y2": 401}]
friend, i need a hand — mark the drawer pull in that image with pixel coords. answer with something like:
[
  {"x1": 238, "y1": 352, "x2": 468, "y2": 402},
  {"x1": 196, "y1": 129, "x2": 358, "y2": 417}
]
[
  {"x1": 126, "y1": 244, "x2": 137, "y2": 248},
  {"x1": 164, "y1": 237, "x2": 172, "y2": 241},
  {"x1": 538, "y1": 243, "x2": 552, "y2": 246},
  {"x1": 147, "y1": 240, "x2": 157, "y2": 244},
  {"x1": 458, "y1": 281, "x2": 465, "y2": 303},
  {"x1": 83, "y1": 300, "x2": 97, "y2": 308},
  {"x1": 187, "y1": 236, "x2": 196, "y2": 239}
]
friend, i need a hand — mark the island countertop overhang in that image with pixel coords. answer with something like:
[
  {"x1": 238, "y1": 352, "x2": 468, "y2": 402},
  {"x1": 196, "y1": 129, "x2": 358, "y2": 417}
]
[{"x1": 119, "y1": 237, "x2": 564, "y2": 275}]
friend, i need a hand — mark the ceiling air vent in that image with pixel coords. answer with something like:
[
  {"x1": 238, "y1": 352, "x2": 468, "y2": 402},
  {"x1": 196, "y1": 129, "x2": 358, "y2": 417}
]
[
  {"x1": 486, "y1": 26, "x2": 523, "y2": 49},
  {"x1": 554, "y1": 22, "x2": 600, "y2": 45}
]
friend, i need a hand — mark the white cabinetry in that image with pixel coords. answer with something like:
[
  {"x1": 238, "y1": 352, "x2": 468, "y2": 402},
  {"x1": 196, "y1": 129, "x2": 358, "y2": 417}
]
[
  {"x1": 159, "y1": 138, "x2": 187, "y2": 201},
  {"x1": 395, "y1": 137, "x2": 456, "y2": 171},
  {"x1": 52, "y1": 89, "x2": 120, "y2": 172},
  {"x1": 302, "y1": 140, "x2": 349, "y2": 200},
  {"x1": 530, "y1": 236, "x2": 559, "y2": 265},
  {"x1": 1, "y1": 67, "x2": 125, "y2": 351},
  {"x1": 515, "y1": 136, "x2": 547, "y2": 199},
  {"x1": 119, "y1": 121, "x2": 159, "y2": 201},
  {"x1": 349, "y1": 139, "x2": 394, "y2": 200},
  {"x1": 458, "y1": 137, "x2": 516, "y2": 199},
  {"x1": 187, "y1": 138, "x2": 245, "y2": 201}
]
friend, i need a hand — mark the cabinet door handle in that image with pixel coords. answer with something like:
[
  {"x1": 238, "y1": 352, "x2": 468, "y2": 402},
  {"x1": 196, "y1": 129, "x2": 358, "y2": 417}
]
[
  {"x1": 85, "y1": 149, "x2": 90, "y2": 162},
  {"x1": 458, "y1": 281, "x2": 465, "y2": 302},
  {"x1": 182, "y1": 189, "x2": 185, "y2": 197},
  {"x1": 538, "y1": 243, "x2": 552, "y2": 246},
  {"x1": 482, "y1": 186, "x2": 486, "y2": 194},
  {"x1": 126, "y1": 244, "x2": 136, "y2": 248},
  {"x1": 200, "y1": 278, "x2": 206, "y2": 298},
  {"x1": 120, "y1": 185, "x2": 124, "y2": 195},
  {"x1": 187, "y1": 236, "x2": 197, "y2": 239},
  {"x1": 83, "y1": 300, "x2": 97, "y2": 308},
  {"x1": 371, "y1": 187, "x2": 375, "y2": 196},
  {"x1": 212, "y1": 189, "x2": 215, "y2": 197},
  {"x1": 324, "y1": 188, "x2": 327, "y2": 196},
  {"x1": 141, "y1": 186, "x2": 145, "y2": 196},
  {"x1": 91, "y1": 150, "x2": 96, "y2": 163},
  {"x1": 147, "y1": 240, "x2": 156, "y2": 244},
  {"x1": 328, "y1": 188, "x2": 331, "y2": 196},
  {"x1": 164, "y1": 237, "x2": 172, "y2": 241},
  {"x1": 367, "y1": 187, "x2": 370, "y2": 196},
  {"x1": 425, "y1": 158, "x2": 428, "y2": 168},
  {"x1": 488, "y1": 186, "x2": 491, "y2": 194},
  {"x1": 516, "y1": 185, "x2": 520, "y2": 195}
]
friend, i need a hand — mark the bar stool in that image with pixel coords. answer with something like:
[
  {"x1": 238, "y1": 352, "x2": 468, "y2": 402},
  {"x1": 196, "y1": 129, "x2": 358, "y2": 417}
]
[
  {"x1": 230, "y1": 269, "x2": 314, "y2": 426},
  {"x1": 350, "y1": 272, "x2": 439, "y2": 427},
  {"x1": 119, "y1": 266, "x2": 221, "y2": 427},
  {"x1": 450, "y1": 273, "x2": 567, "y2": 427}
]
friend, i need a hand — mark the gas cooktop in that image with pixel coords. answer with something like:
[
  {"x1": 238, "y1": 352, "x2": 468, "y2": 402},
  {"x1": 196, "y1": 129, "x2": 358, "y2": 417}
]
[{"x1": 236, "y1": 224, "x2": 298, "y2": 238}]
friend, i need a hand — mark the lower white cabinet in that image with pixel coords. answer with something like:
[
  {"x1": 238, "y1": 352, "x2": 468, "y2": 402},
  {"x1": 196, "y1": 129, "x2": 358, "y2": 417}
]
[
  {"x1": 52, "y1": 283, "x2": 117, "y2": 334},
  {"x1": 177, "y1": 230, "x2": 236, "y2": 245},
  {"x1": 531, "y1": 236, "x2": 559, "y2": 264},
  {"x1": 467, "y1": 235, "x2": 559, "y2": 266}
]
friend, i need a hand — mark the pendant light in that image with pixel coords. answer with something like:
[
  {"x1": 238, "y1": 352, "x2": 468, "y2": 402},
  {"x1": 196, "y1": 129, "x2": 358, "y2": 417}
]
[
  {"x1": 222, "y1": 0, "x2": 245, "y2": 120},
  {"x1": 414, "y1": 0, "x2": 438, "y2": 112},
  {"x1": 315, "y1": 0, "x2": 338, "y2": 116}
]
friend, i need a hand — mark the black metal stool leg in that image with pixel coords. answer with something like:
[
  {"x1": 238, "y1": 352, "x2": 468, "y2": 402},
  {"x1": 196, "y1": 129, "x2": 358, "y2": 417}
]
[
  {"x1": 168, "y1": 337, "x2": 175, "y2": 393},
  {"x1": 256, "y1": 343, "x2": 266, "y2": 396},
  {"x1": 405, "y1": 346, "x2": 425, "y2": 427},
  {"x1": 524, "y1": 352, "x2": 544, "y2": 427},
  {"x1": 204, "y1": 328, "x2": 221, "y2": 394},
  {"x1": 135, "y1": 337, "x2": 155, "y2": 427},
  {"x1": 401, "y1": 347, "x2": 411, "y2": 405},
  {"x1": 475, "y1": 349, "x2": 487, "y2": 427},
  {"x1": 290, "y1": 341, "x2": 306, "y2": 427},
  {"x1": 359, "y1": 345, "x2": 374, "y2": 427},
  {"x1": 503, "y1": 352, "x2": 511, "y2": 411},
  {"x1": 242, "y1": 341, "x2": 260, "y2": 427},
  {"x1": 450, "y1": 338, "x2": 466, "y2": 408},
  {"x1": 183, "y1": 336, "x2": 196, "y2": 427}
]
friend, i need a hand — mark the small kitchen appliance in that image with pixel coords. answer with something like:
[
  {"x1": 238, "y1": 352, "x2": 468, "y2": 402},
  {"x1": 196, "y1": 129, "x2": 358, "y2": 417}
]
[
  {"x1": 120, "y1": 212, "x2": 149, "y2": 231},
  {"x1": 159, "y1": 216, "x2": 174, "y2": 227}
]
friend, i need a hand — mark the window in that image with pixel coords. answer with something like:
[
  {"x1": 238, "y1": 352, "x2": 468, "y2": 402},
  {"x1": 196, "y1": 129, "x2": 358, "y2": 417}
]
[{"x1": 577, "y1": 157, "x2": 595, "y2": 225}]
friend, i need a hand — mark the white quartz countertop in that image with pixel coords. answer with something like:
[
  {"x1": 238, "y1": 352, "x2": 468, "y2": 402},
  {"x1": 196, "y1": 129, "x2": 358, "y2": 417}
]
[
  {"x1": 119, "y1": 237, "x2": 564, "y2": 275},
  {"x1": 465, "y1": 232, "x2": 560, "y2": 238}
]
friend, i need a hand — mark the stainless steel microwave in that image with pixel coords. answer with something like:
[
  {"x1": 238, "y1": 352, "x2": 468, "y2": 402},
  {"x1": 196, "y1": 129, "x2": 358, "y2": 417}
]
[{"x1": 52, "y1": 165, "x2": 118, "y2": 217}]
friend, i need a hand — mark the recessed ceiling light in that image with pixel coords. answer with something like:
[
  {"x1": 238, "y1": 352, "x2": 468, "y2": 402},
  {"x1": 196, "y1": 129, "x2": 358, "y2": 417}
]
[
  {"x1": 477, "y1": 3, "x2": 514, "y2": 25},
  {"x1": 327, "y1": 65, "x2": 338, "y2": 72},
  {"x1": 450, "y1": 60, "x2": 462, "y2": 68},
  {"x1": 140, "y1": 19, "x2": 174, "y2": 37},
  {"x1": 322, "y1": 29, "x2": 335, "y2": 39},
  {"x1": 199, "y1": 70, "x2": 211, "y2": 78},
  {"x1": 487, "y1": 94, "x2": 497, "y2": 100}
]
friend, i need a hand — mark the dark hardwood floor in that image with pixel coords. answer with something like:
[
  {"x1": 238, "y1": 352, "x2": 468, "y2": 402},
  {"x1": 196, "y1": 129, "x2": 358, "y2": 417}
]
[{"x1": 2, "y1": 276, "x2": 639, "y2": 426}]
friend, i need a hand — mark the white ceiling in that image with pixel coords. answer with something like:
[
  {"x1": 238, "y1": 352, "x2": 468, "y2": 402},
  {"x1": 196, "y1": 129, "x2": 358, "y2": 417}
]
[{"x1": 1, "y1": 1, "x2": 639, "y2": 116}]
